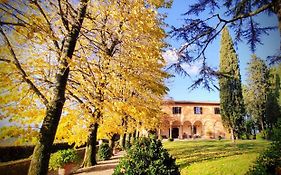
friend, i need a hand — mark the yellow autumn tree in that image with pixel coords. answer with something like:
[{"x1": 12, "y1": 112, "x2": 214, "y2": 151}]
[
  {"x1": 54, "y1": 0, "x2": 170, "y2": 167},
  {"x1": 0, "y1": 1, "x2": 89, "y2": 174}
]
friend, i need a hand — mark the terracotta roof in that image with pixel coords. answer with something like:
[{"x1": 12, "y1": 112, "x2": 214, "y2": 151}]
[{"x1": 163, "y1": 100, "x2": 220, "y2": 105}]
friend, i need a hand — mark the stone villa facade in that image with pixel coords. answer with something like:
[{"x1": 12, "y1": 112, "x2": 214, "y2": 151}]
[{"x1": 159, "y1": 101, "x2": 227, "y2": 139}]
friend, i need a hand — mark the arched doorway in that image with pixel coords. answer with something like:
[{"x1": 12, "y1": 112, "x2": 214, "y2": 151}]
[
  {"x1": 183, "y1": 121, "x2": 192, "y2": 139},
  {"x1": 193, "y1": 121, "x2": 203, "y2": 138},
  {"x1": 172, "y1": 128, "x2": 179, "y2": 138},
  {"x1": 171, "y1": 121, "x2": 181, "y2": 139}
]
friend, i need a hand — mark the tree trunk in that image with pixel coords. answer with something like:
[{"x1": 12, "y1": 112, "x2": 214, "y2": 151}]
[
  {"x1": 230, "y1": 128, "x2": 235, "y2": 143},
  {"x1": 28, "y1": 1, "x2": 88, "y2": 175},
  {"x1": 127, "y1": 133, "x2": 131, "y2": 144},
  {"x1": 82, "y1": 122, "x2": 99, "y2": 167},
  {"x1": 109, "y1": 136, "x2": 114, "y2": 153},
  {"x1": 131, "y1": 131, "x2": 136, "y2": 143},
  {"x1": 260, "y1": 119, "x2": 265, "y2": 131},
  {"x1": 120, "y1": 133, "x2": 126, "y2": 150},
  {"x1": 83, "y1": 105, "x2": 103, "y2": 167}
]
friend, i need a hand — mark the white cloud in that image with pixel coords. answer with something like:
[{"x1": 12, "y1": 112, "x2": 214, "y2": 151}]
[
  {"x1": 162, "y1": 49, "x2": 178, "y2": 64},
  {"x1": 162, "y1": 49, "x2": 202, "y2": 76},
  {"x1": 181, "y1": 62, "x2": 201, "y2": 75}
]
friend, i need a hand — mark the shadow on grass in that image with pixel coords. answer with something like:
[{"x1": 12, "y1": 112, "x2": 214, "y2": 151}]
[{"x1": 164, "y1": 140, "x2": 269, "y2": 170}]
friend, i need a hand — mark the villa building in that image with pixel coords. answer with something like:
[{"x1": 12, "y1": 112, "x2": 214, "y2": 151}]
[{"x1": 159, "y1": 101, "x2": 227, "y2": 139}]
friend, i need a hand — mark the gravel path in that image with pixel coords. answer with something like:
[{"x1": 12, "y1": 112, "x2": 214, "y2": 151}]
[{"x1": 73, "y1": 151, "x2": 124, "y2": 175}]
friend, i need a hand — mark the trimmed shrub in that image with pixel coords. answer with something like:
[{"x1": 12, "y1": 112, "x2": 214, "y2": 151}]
[
  {"x1": 113, "y1": 137, "x2": 180, "y2": 175},
  {"x1": 246, "y1": 120, "x2": 281, "y2": 175},
  {"x1": 49, "y1": 149, "x2": 79, "y2": 170},
  {"x1": 98, "y1": 143, "x2": 112, "y2": 161}
]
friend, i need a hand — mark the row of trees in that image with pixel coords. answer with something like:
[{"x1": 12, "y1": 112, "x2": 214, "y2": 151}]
[
  {"x1": 244, "y1": 57, "x2": 281, "y2": 138},
  {"x1": 0, "y1": 0, "x2": 171, "y2": 174},
  {"x1": 219, "y1": 27, "x2": 281, "y2": 142}
]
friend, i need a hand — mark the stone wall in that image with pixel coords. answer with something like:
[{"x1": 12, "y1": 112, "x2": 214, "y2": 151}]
[{"x1": 0, "y1": 148, "x2": 86, "y2": 175}]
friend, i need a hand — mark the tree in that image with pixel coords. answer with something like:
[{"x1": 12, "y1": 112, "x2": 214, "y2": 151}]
[
  {"x1": 0, "y1": 0, "x2": 89, "y2": 174},
  {"x1": 29, "y1": 1, "x2": 88, "y2": 173},
  {"x1": 56, "y1": 0, "x2": 169, "y2": 167},
  {"x1": 266, "y1": 64, "x2": 281, "y2": 129},
  {"x1": 169, "y1": 0, "x2": 280, "y2": 88},
  {"x1": 219, "y1": 27, "x2": 245, "y2": 142},
  {"x1": 245, "y1": 55, "x2": 270, "y2": 131}
]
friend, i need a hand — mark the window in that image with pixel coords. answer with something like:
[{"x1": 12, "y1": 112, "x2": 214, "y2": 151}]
[
  {"x1": 172, "y1": 107, "x2": 181, "y2": 114},
  {"x1": 194, "y1": 107, "x2": 202, "y2": 114},
  {"x1": 214, "y1": 107, "x2": 220, "y2": 114}
]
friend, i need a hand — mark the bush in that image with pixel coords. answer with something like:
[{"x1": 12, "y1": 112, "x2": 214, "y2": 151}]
[
  {"x1": 49, "y1": 149, "x2": 79, "y2": 170},
  {"x1": 113, "y1": 137, "x2": 180, "y2": 175},
  {"x1": 98, "y1": 143, "x2": 112, "y2": 161},
  {"x1": 256, "y1": 132, "x2": 264, "y2": 140},
  {"x1": 246, "y1": 120, "x2": 281, "y2": 175},
  {"x1": 260, "y1": 130, "x2": 268, "y2": 139}
]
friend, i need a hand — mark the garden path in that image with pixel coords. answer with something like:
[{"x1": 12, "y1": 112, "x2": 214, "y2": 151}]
[{"x1": 73, "y1": 151, "x2": 124, "y2": 175}]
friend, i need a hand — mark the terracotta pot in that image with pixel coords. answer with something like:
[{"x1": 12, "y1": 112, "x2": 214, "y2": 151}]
[
  {"x1": 113, "y1": 148, "x2": 119, "y2": 154},
  {"x1": 58, "y1": 163, "x2": 75, "y2": 175}
]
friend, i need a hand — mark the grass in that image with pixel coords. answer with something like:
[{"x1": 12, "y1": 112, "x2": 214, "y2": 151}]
[{"x1": 163, "y1": 139, "x2": 269, "y2": 175}]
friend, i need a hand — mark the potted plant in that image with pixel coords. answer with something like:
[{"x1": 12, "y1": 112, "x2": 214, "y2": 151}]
[{"x1": 49, "y1": 149, "x2": 79, "y2": 175}]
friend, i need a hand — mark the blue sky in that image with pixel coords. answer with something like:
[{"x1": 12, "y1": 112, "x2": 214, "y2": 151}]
[{"x1": 161, "y1": 0, "x2": 280, "y2": 102}]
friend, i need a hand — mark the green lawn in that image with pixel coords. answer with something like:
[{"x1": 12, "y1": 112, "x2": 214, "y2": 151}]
[{"x1": 163, "y1": 139, "x2": 269, "y2": 175}]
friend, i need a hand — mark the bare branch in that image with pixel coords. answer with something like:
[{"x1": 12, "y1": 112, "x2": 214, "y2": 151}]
[
  {"x1": 0, "y1": 6, "x2": 28, "y2": 25},
  {"x1": 0, "y1": 21, "x2": 26, "y2": 27},
  {"x1": 66, "y1": 88, "x2": 84, "y2": 104},
  {"x1": 31, "y1": 0, "x2": 61, "y2": 51},
  {"x1": 0, "y1": 58, "x2": 12, "y2": 63},
  {"x1": 58, "y1": 0, "x2": 70, "y2": 31},
  {"x1": 226, "y1": 3, "x2": 273, "y2": 23}
]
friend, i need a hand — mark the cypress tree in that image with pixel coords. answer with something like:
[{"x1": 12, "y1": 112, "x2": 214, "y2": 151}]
[{"x1": 219, "y1": 27, "x2": 245, "y2": 142}]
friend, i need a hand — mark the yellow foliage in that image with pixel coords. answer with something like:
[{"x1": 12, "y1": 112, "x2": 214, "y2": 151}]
[{"x1": 0, "y1": 0, "x2": 169, "y2": 145}]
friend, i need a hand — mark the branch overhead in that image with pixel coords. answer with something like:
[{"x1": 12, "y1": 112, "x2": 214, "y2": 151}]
[{"x1": 169, "y1": 0, "x2": 280, "y2": 89}]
